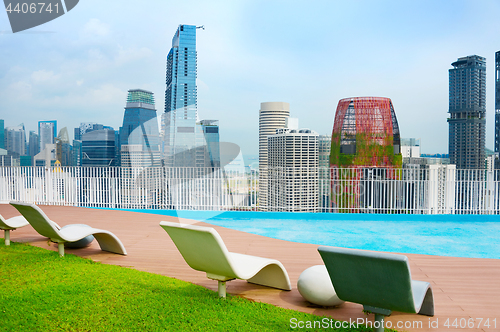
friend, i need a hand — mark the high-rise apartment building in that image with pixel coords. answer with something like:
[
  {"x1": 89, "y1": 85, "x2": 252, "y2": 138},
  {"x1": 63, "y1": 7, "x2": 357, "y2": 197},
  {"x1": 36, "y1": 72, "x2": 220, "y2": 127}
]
[
  {"x1": 495, "y1": 51, "x2": 500, "y2": 153},
  {"x1": 38, "y1": 120, "x2": 57, "y2": 152},
  {"x1": 120, "y1": 89, "x2": 160, "y2": 167},
  {"x1": 448, "y1": 55, "x2": 486, "y2": 169},
  {"x1": 162, "y1": 24, "x2": 199, "y2": 167},
  {"x1": 258, "y1": 102, "x2": 290, "y2": 210},
  {"x1": 5, "y1": 124, "x2": 26, "y2": 156},
  {"x1": 267, "y1": 127, "x2": 319, "y2": 212}
]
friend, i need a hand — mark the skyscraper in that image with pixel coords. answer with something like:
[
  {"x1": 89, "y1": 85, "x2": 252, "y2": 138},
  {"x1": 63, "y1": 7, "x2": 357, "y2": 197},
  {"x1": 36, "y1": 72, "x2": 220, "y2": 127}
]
[
  {"x1": 119, "y1": 89, "x2": 160, "y2": 167},
  {"x1": 448, "y1": 55, "x2": 486, "y2": 169},
  {"x1": 56, "y1": 127, "x2": 72, "y2": 166},
  {"x1": 28, "y1": 130, "x2": 39, "y2": 156},
  {"x1": 38, "y1": 120, "x2": 57, "y2": 152},
  {"x1": 258, "y1": 102, "x2": 290, "y2": 210},
  {"x1": 330, "y1": 97, "x2": 402, "y2": 212},
  {"x1": 330, "y1": 97, "x2": 401, "y2": 167},
  {"x1": 200, "y1": 120, "x2": 220, "y2": 168},
  {"x1": 267, "y1": 127, "x2": 319, "y2": 212},
  {"x1": 72, "y1": 140, "x2": 82, "y2": 166},
  {"x1": 161, "y1": 24, "x2": 217, "y2": 168},
  {"x1": 495, "y1": 51, "x2": 500, "y2": 153},
  {"x1": 73, "y1": 122, "x2": 116, "y2": 166},
  {"x1": 5, "y1": 124, "x2": 26, "y2": 156},
  {"x1": 82, "y1": 129, "x2": 116, "y2": 166}
]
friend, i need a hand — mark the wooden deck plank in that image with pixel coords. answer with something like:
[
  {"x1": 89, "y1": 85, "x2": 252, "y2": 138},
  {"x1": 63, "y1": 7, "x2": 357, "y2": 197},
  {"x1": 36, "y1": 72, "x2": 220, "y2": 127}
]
[{"x1": 1, "y1": 204, "x2": 499, "y2": 332}]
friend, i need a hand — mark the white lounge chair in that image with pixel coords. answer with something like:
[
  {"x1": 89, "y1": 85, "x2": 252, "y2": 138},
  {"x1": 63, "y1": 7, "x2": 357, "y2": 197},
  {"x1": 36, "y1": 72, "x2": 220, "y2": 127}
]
[
  {"x1": 0, "y1": 213, "x2": 29, "y2": 246},
  {"x1": 318, "y1": 246, "x2": 434, "y2": 332},
  {"x1": 10, "y1": 202, "x2": 127, "y2": 257},
  {"x1": 159, "y1": 221, "x2": 291, "y2": 297}
]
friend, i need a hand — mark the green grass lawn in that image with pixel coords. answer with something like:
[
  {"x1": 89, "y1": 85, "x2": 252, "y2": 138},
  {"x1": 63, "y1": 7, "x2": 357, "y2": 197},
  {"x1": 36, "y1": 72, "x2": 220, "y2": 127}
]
[{"x1": 0, "y1": 240, "x2": 382, "y2": 331}]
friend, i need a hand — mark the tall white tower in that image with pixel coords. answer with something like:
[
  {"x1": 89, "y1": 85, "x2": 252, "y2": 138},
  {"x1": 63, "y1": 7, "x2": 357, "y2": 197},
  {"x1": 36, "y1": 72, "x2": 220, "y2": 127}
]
[{"x1": 258, "y1": 102, "x2": 290, "y2": 210}]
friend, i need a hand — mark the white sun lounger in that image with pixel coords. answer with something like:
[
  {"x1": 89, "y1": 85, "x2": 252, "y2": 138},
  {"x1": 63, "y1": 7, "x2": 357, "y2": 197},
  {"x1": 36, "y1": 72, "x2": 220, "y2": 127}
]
[
  {"x1": 318, "y1": 246, "x2": 434, "y2": 332},
  {"x1": 159, "y1": 221, "x2": 291, "y2": 297},
  {"x1": 10, "y1": 202, "x2": 127, "y2": 257},
  {"x1": 0, "y1": 212, "x2": 29, "y2": 246}
]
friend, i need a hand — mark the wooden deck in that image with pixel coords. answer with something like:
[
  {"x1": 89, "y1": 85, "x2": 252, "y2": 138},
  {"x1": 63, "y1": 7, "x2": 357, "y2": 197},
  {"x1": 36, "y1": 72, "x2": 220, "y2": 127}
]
[{"x1": 1, "y1": 204, "x2": 499, "y2": 332}]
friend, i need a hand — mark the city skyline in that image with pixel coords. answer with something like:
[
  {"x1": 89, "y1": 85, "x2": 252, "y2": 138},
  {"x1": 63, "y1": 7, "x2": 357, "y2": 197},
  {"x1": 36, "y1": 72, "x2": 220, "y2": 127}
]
[{"x1": 1, "y1": 1, "x2": 500, "y2": 155}]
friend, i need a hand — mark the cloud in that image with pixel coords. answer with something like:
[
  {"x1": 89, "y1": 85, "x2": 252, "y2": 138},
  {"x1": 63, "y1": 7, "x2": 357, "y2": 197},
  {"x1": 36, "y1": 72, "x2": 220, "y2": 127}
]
[
  {"x1": 115, "y1": 46, "x2": 153, "y2": 66},
  {"x1": 31, "y1": 70, "x2": 59, "y2": 84},
  {"x1": 83, "y1": 48, "x2": 109, "y2": 72},
  {"x1": 197, "y1": 78, "x2": 209, "y2": 93},
  {"x1": 80, "y1": 18, "x2": 111, "y2": 40},
  {"x1": 86, "y1": 83, "x2": 124, "y2": 105},
  {"x1": 4, "y1": 81, "x2": 32, "y2": 101}
]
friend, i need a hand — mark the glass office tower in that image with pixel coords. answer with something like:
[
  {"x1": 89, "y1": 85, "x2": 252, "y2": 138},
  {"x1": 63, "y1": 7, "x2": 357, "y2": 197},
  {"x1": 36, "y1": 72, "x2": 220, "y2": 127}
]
[
  {"x1": 120, "y1": 89, "x2": 160, "y2": 167},
  {"x1": 82, "y1": 129, "x2": 116, "y2": 166},
  {"x1": 200, "y1": 120, "x2": 220, "y2": 167},
  {"x1": 448, "y1": 55, "x2": 486, "y2": 169},
  {"x1": 162, "y1": 24, "x2": 201, "y2": 167},
  {"x1": 28, "y1": 131, "x2": 39, "y2": 156}
]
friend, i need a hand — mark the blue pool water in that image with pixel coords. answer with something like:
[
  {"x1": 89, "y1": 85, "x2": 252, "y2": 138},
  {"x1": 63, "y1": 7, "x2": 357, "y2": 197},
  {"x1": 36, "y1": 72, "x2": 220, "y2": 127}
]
[{"x1": 118, "y1": 209, "x2": 500, "y2": 259}]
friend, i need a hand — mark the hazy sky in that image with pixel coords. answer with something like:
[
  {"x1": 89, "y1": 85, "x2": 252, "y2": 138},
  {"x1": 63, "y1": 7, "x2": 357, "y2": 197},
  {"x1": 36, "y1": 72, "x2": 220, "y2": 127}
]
[{"x1": 1, "y1": 0, "x2": 500, "y2": 155}]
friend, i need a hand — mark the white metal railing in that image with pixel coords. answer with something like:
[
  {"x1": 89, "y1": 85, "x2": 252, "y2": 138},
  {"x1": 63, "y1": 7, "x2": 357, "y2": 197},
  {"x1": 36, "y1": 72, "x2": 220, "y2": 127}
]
[{"x1": 0, "y1": 166, "x2": 499, "y2": 214}]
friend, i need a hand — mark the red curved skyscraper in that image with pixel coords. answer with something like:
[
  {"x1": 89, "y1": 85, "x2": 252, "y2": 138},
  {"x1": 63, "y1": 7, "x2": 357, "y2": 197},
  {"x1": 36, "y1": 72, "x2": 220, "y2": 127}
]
[
  {"x1": 330, "y1": 97, "x2": 401, "y2": 168},
  {"x1": 329, "y1": 97, "x2": 402, "y2": 212}
]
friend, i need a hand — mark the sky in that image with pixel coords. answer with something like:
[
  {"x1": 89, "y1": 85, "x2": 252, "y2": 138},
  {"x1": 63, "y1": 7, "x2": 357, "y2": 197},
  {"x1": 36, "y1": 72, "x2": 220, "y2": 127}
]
[{"x1": 1, "y1": 0, "x2": 500, "y2": 156}]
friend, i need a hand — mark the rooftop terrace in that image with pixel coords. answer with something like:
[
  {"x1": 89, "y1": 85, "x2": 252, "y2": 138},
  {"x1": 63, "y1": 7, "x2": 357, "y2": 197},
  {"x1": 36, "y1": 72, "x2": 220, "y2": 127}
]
[{"x1": 1, "y1": 205, "x2": 499, "y2": 331}]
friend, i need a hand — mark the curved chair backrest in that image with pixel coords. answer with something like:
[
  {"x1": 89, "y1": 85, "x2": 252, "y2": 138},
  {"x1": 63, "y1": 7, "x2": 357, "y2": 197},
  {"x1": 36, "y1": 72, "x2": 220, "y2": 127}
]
[
  {"x1": 160, "y1": 221, "x2": 236, "y2": 278},
  {"x1": 0, "y1": 214, "x2": 27, "y2": 230},
  {"x1": 0, "y1": 214, "x2": 9, "y2": 229},
  {"x1": 318, "y1": 246, "x2": 417, "y2": 314},
  {"x1": 10, "y1": 202, "x2": 62, "y2": 241}
]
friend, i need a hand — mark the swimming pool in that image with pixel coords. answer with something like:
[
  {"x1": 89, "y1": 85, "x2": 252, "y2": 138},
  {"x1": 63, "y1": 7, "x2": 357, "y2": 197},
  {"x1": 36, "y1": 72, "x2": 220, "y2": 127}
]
[{"x1": 123, "y1": 209, "x2": 500, "y2": 260}]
